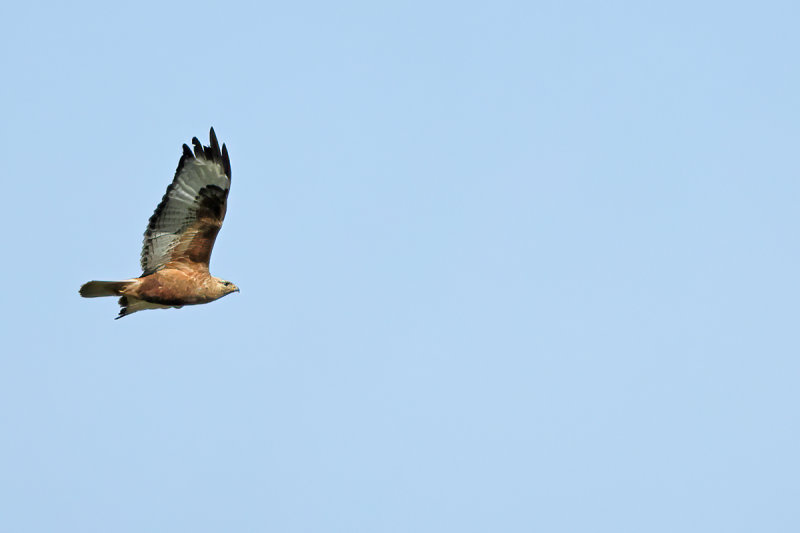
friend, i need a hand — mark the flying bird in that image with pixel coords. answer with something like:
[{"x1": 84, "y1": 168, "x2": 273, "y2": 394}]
[{"x1": 80, "y1": 128, "x2": 239, "y2": 319}]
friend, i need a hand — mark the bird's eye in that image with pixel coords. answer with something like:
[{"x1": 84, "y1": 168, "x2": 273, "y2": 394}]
[{"x1": 224, "y1": 281, "x2": 231, "y2": 286}]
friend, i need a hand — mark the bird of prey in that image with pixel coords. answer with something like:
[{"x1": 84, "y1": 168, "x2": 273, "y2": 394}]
[{"x1": 80, "y1": 128, "x2": 239, "y2": 319}]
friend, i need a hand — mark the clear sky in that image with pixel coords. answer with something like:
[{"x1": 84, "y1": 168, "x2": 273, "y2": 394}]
[{"x1": 2, "y1": 1, "x2": 799, "y2": 531}]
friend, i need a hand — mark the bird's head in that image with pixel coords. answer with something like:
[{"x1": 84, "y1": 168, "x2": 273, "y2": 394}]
[{"x1": 217, "y1": 278, "x2": 240, "y2": 296}]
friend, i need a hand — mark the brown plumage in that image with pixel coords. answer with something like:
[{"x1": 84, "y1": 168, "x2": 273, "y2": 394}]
[{"x1": 80, "y1": 128, "x2": 239, "y2": 319}]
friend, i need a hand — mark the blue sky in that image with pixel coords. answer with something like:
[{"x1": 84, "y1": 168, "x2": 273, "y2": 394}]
[{"x1": 2, "y1": 1, "x2": 799, "y2": 531}]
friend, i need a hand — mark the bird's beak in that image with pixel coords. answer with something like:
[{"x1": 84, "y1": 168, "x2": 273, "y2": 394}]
[{"x1": 234, "y1": 286, "x2": 240, "y2": 293}]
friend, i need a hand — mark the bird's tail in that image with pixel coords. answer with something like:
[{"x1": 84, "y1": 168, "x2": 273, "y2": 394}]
[{"x1": 79, "y1": 280, "x2": 130, "y2": 298}]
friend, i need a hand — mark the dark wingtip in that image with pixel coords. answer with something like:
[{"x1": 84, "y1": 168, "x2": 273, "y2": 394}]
[
  {"x1": 192, "y1": 137, "x2": 204, "y2": 158},
  {"x1": 209, "y1": 129, "x2": 222, "y2": 164},
  {"x1": 178, "y1": 130, "x2": 230, "y2": 175},
  {"x1": 116, "y1": 296, "x2": 128, "y2": 320},
  {"x1": 221, "y1": 144, "x2": 231, "y2": 178},
  {"x1": 209, "y1": 128, "x2": 219, "y2": 152}
]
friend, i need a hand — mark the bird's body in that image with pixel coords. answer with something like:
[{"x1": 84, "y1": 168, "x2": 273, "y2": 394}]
[{"x1": 80, "y1": 128, "x2": 239, "y2": 319}]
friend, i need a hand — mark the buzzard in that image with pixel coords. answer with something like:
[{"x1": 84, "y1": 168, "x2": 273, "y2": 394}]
[{"x1": 80, "y1": 128, "x2": 239, "y2": 319}]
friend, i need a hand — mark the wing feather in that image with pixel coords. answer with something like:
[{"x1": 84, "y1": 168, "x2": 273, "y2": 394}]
[{"x1": 140, "y1": 128, "x2": 232, "y2": 275}]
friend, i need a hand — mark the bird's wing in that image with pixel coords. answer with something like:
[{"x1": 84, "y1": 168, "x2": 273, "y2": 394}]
[{"x1": 140, "y1": 128, "x2": 232, "y2": 275}]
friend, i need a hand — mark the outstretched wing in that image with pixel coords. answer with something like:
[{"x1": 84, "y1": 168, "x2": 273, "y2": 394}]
[{"x1": 140, "y1": 128, "x2": 232, "y2": 275}]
